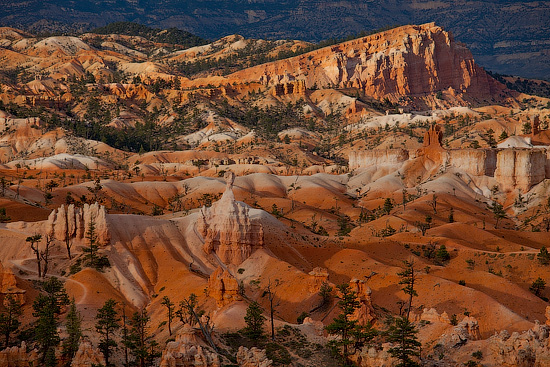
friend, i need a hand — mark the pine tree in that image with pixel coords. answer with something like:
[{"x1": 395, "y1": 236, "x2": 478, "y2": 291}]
[
  {"x1": 160, "y1": 296, "x2": 175, "y2": 336},
  {"x1": 62, "y1": 298, "x2": 82, "y2": 365},
  {"x1": 386, "y1": 316, "x2": 421, "y2": 367},
  {"x1": 33, "y1": 277, "x2": 70, "y2": 367},
  {"x1": 325, "y1": 283, "x2": 377, "y2": 366},
  {"x1": 538, "y1": 247, "x2": 550, "y2": 265},
  {"x1": 398, "y1": 260, "x2": 418, "y2": 320},
  {"x1": 0, "y1": 295, "x2": 21, "y2": 348},
  {"x1": 26, "y1": 234, "x2": 42, "y2": 277},
  {"x1": 243, "y1": 301, "x2": 266, "y2": 339},
  {"x1": 96, "y1": 299, "x2": 121, "y2": 366},
  {"x1": 83, "y1": 216, "x2": 99, "y2": 267},
  {"x1": 127, "y1": 309, "x2": 159, "y2": 367}
]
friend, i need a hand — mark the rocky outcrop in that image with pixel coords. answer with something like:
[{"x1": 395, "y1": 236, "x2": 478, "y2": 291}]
[
  {"x1": 349, "y1": 149, "x2": 409, "y2": 170},
  {"x1": 70, "y1": 338, "x2": 105, "y2": 367},
  {"x1": 348, "y1": 278, "x2": 376, "y2": 325},
  {"x1": 160, "y1": 325, "x2": 221, "y2": 367},
  {"x1": 207, "y1": 266, "x2": 241, "y2": 307},
  {"x1": 412, "y1": 308, "x2": 452, "y2": 325},
  {"x1": 437, "y1": 316, "x2": 481, "y2": 348},
  {"x1": 0, "y1": 343, "x2": 39, "y2": 367},
  {"x1": 445, "y1": 149, "x2": 497, "y2": 177},
  {"x1": 417, "y1": 124, "x2": 445, "y2": 162},
  {"x1": 0, "y1": 260, "x2": 25, "y2": 306},
  {"x1": 308, "y1": 267, "x2": 329, "y2": 293},
  {"x1": 489, "y1": 322, "x2": 550, "y2": 367},
  {"x1": 236, "y1": 346, "x2": 272, "y2": 367},
  {"x1": 232, "y1": 23, "x2": 505, "y2": 106},
  {"x1": 198, "y1": 172, "x2": 264, "y2": 266},
  {"x1": 494, "y1": 149, "x2": 547, "y2": 192},
  {"x1": 356, "y1": 343, "x2": 396, "y2": 367},
  {"x1": 271, "y1": 80, "x2": 306, "y2": 97},
  {"x1": 46, "y1": 203, "x2": 110, "y2": 246}
]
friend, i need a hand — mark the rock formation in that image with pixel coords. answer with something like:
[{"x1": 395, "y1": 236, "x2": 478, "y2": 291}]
[
  {"x1": 46, "y1": 203, "x2": 110, "y2": 246},
  {"x1": 271, "y1": 80, "x2": 306, "y2": 97},
  {"x1": 494, "y1": 149, "x2": 547, "y2": 192},
  {"x1": 198, "y1": 172, "x2": 264, "y2": 266},
  {"x1": 308, "y1": 267, "x2": 329, "y2": 293},
  {"x1": 236, "y1": 346, "x2": 272, "y2": 367},
  {"x1": 207, "y1": 266, "x2": 241, "y2": 307},
  {"x1": 489, "y1": 322, "x2": 550, "y2": 367},
  {"x1": 0, "y1": 261, "x2": 25, "y2": 306},
  {"x1": 348, "y1": 278, "x2": 376, "y2": 325},
  {"x1": 70, "y1": 338, "x2": 105, "y2": 367},
  {"x1": 232, "y1": 23, "x2": 506, "y2": 106},
  {"x1": 417, "y1": 124, "x2": 445, "y2": 162},
  {"x1": 349, "y1": 149, "x2": 409, "y2": 170},
  {"x1": 0, "y1": 343, "x2": 39, "y2": 367},
  {"x1": 438, "y1": 316, "x2": 481, "y2": 348},
  {"x1": 159, "y1": 325, "x2": 221, "y2": 367}
]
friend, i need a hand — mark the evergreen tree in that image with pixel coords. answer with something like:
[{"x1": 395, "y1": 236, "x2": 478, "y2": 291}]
[
  {"x1": 33, "y1": 277, "x2": 70, "y2": 367},
  {"x1": 530, "y1": 277, "x2": 546, "y2": 298},
  {"x1": 538, "y1": 247, "x2": 550, "y2": 265},
  {"x1": 386, "y1": 316, "x2": 421, "y2": 367},
  {"x1": 62, "y1": 298, "x2": 82, "y2": 364},
  {"x1": 26, "y1": 234, "x2": 42, "y2": 277},
  {"x1": 488, "y1": 200, "x2": 506, "y2": 229},
  {"x1": 325, "y1": 283, "x2": 377, "y2": 366},
  {"x1": 243, "y1": 301, "x2": 266, "y2": 339},
  {"x1": 127, "y1": 309, "x2": 159, "y2": 367},
  {"x1": 397, "y1": 260, "x2": 418, "y2": 320},
  {"x1": 0, "y1": 294, "x2": 22, "y2": 348},
  {"x1": 96, "y1": 299, "x2": 121, "y2": 366},
  {"x1": 83, "y1": 216, "x2": 99, "y2": 267},
  {"x1": 161, "y1": 296, "x2": 175, "y2": 336}
]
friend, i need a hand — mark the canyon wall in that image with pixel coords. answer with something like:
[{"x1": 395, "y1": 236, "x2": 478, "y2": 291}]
[{"x1": 231, "y1": 23, "x2": 506, "y2": 104}]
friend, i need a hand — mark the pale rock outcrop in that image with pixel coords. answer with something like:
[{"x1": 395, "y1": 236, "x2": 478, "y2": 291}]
[
  {"x1": 416, "y1": 124, "x2": 445, "y2": 162},
  {"x1": 308, "y1": 267, "x2": 329, "y2": 293},
  {"x1": 445, "y1": 149, "x2": 497, "y2": 177},
  {"x1": 349, "y1": 149, "x2": 409, "y2": 170},
  {"x1": 489, "y1": 322, "x2": 550, "y2": 367},
  {"x1": 70, "y1": 338, "x2": 105, "y2": 367},
  {"x1": 198, "y1": 172, "x2": 264, "y2": 266},
  {"x1": 348, "y1": 278, "x2": 376, "y2": 324},
  {"x1": 437, "y1": 316, "x2": 481, "y2": 348},
  {"x1": 236, "y1": 346, "x2": 272, "y2": 367},
  {"x1": 272, "y1": 80, "x2": 306, "y2": 97},
  {"x1": 160, "y1": 325, "x2": 221, "y2": 367},
  {"x1": 0, "y1": 343, "x2": 39, "y2": 367},
  {"x1": 412, "y1": 308, "x2": 452, "y2": 324},
  {"x1": 47, "y1": 203, "x2": 110, "y2": 245},
  {"x1": 356, "y1": 343, "x2": 396, "y2": 367},
  {"x1": 207, "y1": 266, "x2": 241, "y2": 307},
  {"x1": 494, "y1": 149, "x2": 547, "y2": 192}
]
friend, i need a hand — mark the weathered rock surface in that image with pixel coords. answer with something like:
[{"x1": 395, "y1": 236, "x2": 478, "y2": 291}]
[
  {"x1": 236, "y1": 346, "x2": 272, "y2": 367},
  {"x1": 349, "y1": 149, "x2": 409, "y2": 170},
  {"x1": 207, "y1": 266, "x2": 241, "y2": 308},
  {"x1": 232, "y1": 23, "x2": 506, "y2": 106},
  {"x1": 489, "y1": 322, "x2": 550, "y2": 367},
  {"x1": 160, "y1": 325, "x2": 221, "y2": 367},
  {"x1": 356, "y1": 343, "x2": 396, "y2": 367},
  {"x1": 70, "y1": 338, "x2": 105, "y2": 367},
  {"x1": 494, "y1": 149, "x2": 547, "y2": 192},
  {"x1": 0, "y1": 342, "x2": 39, "y2": 367},
  {"x1": 438, "y1": 316, "x2": 481, "y2": 348},
  {"x1": 417, "y1": 124, "x2": 445, "y2": 162},
  {"x1": 348, "y1": 278, "x2": 376, "y2": 325},
  {"x1": 0, "y1": 261, "x2": 25, "y2": 306},
  {"x1": 47, "y1": 202, "x2": 110, "y2": 246},
  {"x1": 308, "y1": 267, "x2": 329, "y2": 293},
  {"x1": 198, "y1": 172, "x2": 264, "y2": 266},
  {"x1": 445, "y1": 149, "x2": 497, "y2": 177}
]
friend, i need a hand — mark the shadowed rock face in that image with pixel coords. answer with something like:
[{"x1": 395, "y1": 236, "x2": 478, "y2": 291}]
[{"x1": 198, "y1": 172, "x2": 264, "y2": 266}]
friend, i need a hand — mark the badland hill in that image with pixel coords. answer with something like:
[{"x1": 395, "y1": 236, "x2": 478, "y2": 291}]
[{"x1": 0, "y1": 22, "x2": 549, "y2": 367}]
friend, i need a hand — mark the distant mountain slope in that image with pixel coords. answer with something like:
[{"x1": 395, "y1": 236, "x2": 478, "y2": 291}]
[{"x1": 0, "y1": 0, "x2": 549, "y2": 79}]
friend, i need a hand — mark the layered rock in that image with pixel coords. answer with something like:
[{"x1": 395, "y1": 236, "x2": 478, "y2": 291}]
[
  {"x1": 46, "y1": 203, "x2": 110, "y2": 246},
  {"x1": 494, "y1": 149, "x2": 547, "y2": 192},
  {"x1": 416, "y1": 124, "x2": 445, "y2": 162},
  {"x1": 308, "y1": 267, "x2": 329, "y2": 293},
  {"x1": 159, "y1": 325, "x2": 221, "y2": 367},
  {"x1": 444, "y1": 149, "x2": 497, "y2": 177},
  {"x1": 0, "y1": 343, "x2": 39, "y2": 367},
  {"x1": 489, "y1": 322, "x2": 550, "y2": 367},
  {"x1": 348, "y1": 278, "x2": 376, "y2": 325},
  {"x1": 437, "y1": 316, "x2": 481, "y2": 348},
  {"x1": 412, "y1": 308, "x2": 451, "y2": 324},
  {"x1": 198, "y1": 172, "x2": 264, "y2": 266},
  {"x1": 70, "y1": 338, "x2": 105, "y2": 367},
  {"x1": 0, "y1": 261, "x2": 25, "y2": 306},
  {"x1": 349, "y1": 149, "x2": 409, "y2": 170},
  {"x1": 271, "y1": 80, "x2": 306, "y2": 97},
  {"x1": 207, "y1": 266, "x2": 241, "y2": 308},
  {"x1": 232, "y1": 23, "x2": 505, "y2": 105},
  {"x1": 236, "y1": 346, "x2": 272, "y2": 367}
]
